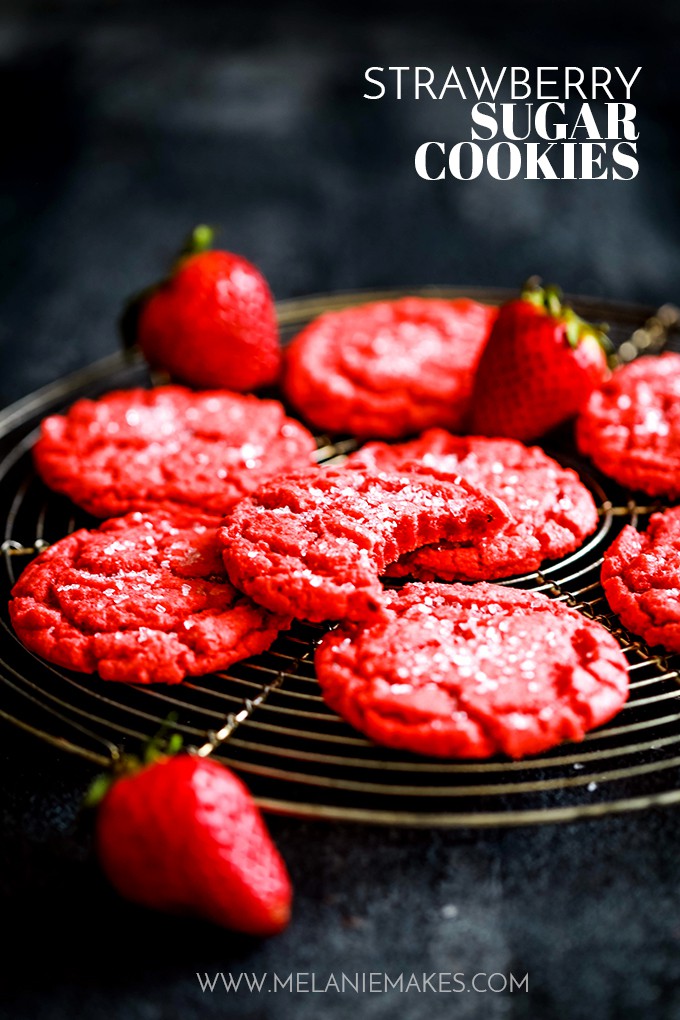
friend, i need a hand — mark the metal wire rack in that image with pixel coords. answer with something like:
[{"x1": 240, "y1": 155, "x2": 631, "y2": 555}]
[{"x1": 2, "y1": 287, "x2": 680, "y2": 827}]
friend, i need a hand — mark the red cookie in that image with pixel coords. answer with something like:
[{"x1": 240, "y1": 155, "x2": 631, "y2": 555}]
[
  {"x1": 576, "y1": 353, "x2": 680, "y2": 498},
  {"x1": 9, "y1": 511, "x2": 290, "y2": 684},
  {"x1": 348, "y1": 430, "x2": 598, "y2": 580},
  {"x1": 282, "y1": 297, "x2": 497, "y2": 439},
  {"x1": 601, "y1": 506, "x2": 680, "y2": 653},
  {"x1": 34, "y1": 386, "x2": 317, "y2": 518},
  {"x1": 218, "y1": 468, "x2": 511, "y2": 622},
  {"x1": 316, "y1": 582, "x2": 629, "y2": 759}
]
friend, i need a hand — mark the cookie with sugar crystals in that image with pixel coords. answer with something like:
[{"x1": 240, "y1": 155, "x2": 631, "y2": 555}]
[
  {"x1": 576, "y1": 353, "x2": 680, "y2": 498},
  {"x1": 9, "y1": 510, "x2": 291, "y2": 684},
  {"x1": 34, "y1": 385, "x2": 317, "y2": 518},
  {"x1": 218, "y1": 468, "x2": 511, "y2": 622},
  {"x1": 282, "y1": 297, "x2": 497, "y2": 439},
  {"x1": 348, "y1": 429, "x2": 598, "y2": 580},
  {"x1": 602, "y1": 506, "x2": 680, "y2": 653},
  {"x1": 316, "y1": 582, "x2": 629, "y2": 759}
]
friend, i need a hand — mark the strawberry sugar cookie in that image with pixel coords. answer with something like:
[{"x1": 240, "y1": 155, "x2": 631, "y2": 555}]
[
  {"x1": 218, "y1": 468, "x2": 510, "y2": 622},
  {"x1": 348, "y1": 430, "x2": 598, "y2": 580},
  {"x1": 34, "y1": 386, "x2": 317, "y2": 518},
  {"x1": 282, "y1": 297, "x2": 497, "y2": 439},
  {"x1": 9, "y1": 511, "x2": 290, "y2": 683},
  {"x1": 601, "y1": 506, "x2": 680, "y2": 653},
  {"x1": 576, "y1": 353, "x2": 680, "y2": 498},
  {"x1": 316, "y1": 582, "x2": 629, "y2": 759}
]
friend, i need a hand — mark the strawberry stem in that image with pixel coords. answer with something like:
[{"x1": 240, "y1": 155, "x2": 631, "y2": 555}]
[
  {"x1": 83, "y1": 771, "x2": 115, "y2": 808},
  {"x1": 83, "y1": 716, "x2": 183, "y2": 808},
  {"x1": 544, "y1": 285, "x2": 563, "y2": 318},
  {"x1": 520, "y1": 278, "x2": 612, "y2": 356},
  {"x1": 521, "y1": 276, "x2": 545, "y2": 310},
  {"x1": 181, "y1": 224, "x2": 215, "y2": 258},
  {"x1": 143, "y1": 713, "x2": 182, "y2": 764}
]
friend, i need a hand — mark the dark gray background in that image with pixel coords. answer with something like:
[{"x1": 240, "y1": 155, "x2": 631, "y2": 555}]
[
  {"x1": 1, "y1": 0, "x2": 678, "y2": 407},
  {"x1": 2, "y1": 2, "x2": 680, "y2": 1018}
]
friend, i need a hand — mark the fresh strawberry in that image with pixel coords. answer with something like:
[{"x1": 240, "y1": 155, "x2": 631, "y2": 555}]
[
  {"x1": 90, "y1": 751, "x2": 292, "y2": 936},
  {"x1": 124, "y1": 225, "x2": 281, "y2": 392},
  {"x1": 470, "y1": 281, "x2": 612, "y2": 441}
]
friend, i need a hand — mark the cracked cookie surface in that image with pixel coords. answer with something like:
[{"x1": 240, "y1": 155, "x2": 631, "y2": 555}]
[
  {"x1": 348, "y1": 430, "x2": 598, "y2": 580},
  {"x1": 34, "y1": 385, "x2": 317, "y2": 517},
  {"x1": 316, "y1": 582, "x2": 629, "y2": 758},
  {"x1": 282, "y1": 297, "x2": 497, "y2": 439},
  {"x1": 218, "y1": 468, "x2": 510, "y2": 622},
  {"x1": 602, "y1": 506, "x2": 680, "y2": 653},
  {"x1": 576, "y1": 353, "x2": 680, "y2": 498},
  {"x1": 9, "y1": 511, "x2": 291, "y2": 683}
]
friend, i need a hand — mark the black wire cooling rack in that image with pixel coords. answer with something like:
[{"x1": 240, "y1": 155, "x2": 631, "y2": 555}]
[{"x1": 2, "y1": 287, "x2": 680, "y2": 827}]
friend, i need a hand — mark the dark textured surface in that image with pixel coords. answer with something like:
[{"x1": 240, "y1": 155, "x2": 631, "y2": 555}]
[
  {"x1": 1, "y1": 0, "x2": 680, "y2": 408},
  {"x1": 2, "y1": 1, "x2": 680, "y2": 1017},
  {"x1": 3, "y1": 730, "x2": 680, "y2": 1020}
]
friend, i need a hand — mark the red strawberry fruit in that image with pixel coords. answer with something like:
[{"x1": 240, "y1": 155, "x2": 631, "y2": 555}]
[
  {"x1": 125, "y1": 225, "x2": 282, "y2": 392},
  {"x1": 91, "y1": 752, "x2": 292, "y2": 936},
  {"x1": 471, "y1": 280, "x2": 611, "y2": 441}
]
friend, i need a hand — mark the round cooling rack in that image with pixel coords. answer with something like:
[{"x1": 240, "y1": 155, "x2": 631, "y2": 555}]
[{"x1": 2, "y1": 287, "x2": 680, "y2": 828}]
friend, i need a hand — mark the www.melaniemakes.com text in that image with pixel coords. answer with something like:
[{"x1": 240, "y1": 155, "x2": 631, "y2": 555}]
[{"x1": 363, "y1": 66, "x2": 641, "y2": 180}]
